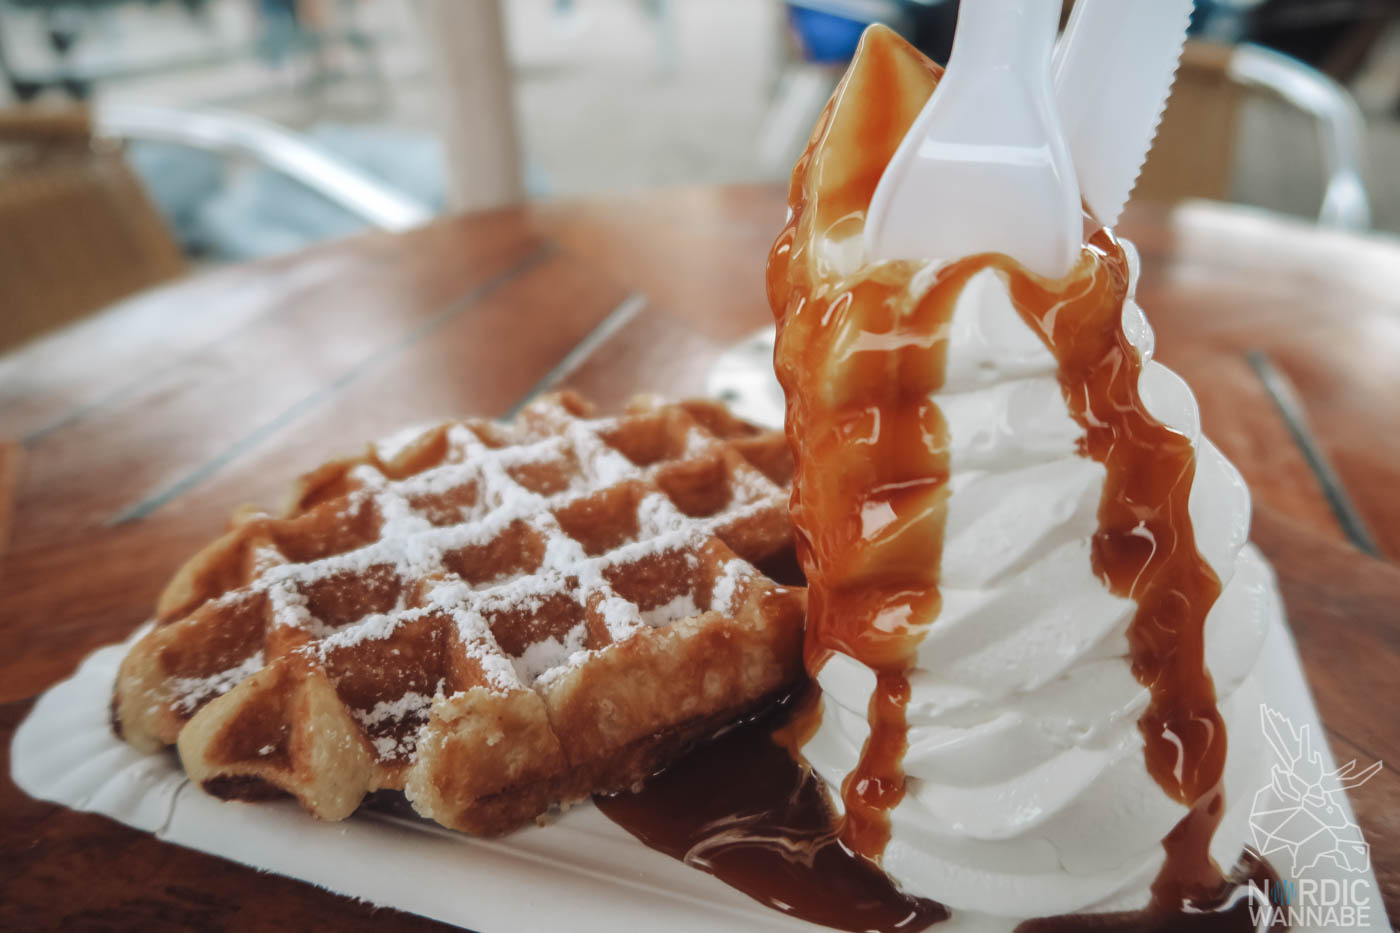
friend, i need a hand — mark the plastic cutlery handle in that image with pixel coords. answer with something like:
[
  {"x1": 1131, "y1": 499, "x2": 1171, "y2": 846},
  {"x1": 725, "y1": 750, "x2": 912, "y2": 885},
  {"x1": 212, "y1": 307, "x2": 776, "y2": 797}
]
[
  {"x1": 866, "y1": 0, "x2": 1081, "y2": 279},
  {"x1": 1053, "y1": 0, "x2": 1196, "y2": 227}
]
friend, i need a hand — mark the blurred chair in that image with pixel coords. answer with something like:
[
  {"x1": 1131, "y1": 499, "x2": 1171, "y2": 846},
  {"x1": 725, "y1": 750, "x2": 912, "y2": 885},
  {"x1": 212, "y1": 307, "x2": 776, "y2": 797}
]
[
  {"x1": 0, "y1": 107, "x2": 185, "y2": 353},
  {"x1": 1137, "y1": 40, "x2": 1371, "y2": 230},
  {"x1": 0, "y1": 103, "x2": 434, "y2": 354},
  {"x1": 97, "y1": 104, "x2": 433, "y2": 234}
]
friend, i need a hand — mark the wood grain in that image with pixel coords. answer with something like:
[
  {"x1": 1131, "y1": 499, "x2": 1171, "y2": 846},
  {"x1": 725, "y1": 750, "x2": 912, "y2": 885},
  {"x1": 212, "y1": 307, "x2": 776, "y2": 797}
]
[
  {"x1": 0, "y1": 213, "x2": 545, "y2": 442},
  {"x1": 1164, "y1": 345, "x2": 1345, "y2": 541},
  {"x1": 1128, "y1": 202, "x2": 1400, "y2": 559},
  {"x1": 1252, "y1": 507, "x2": 1400, "y2": 917},
  {"x1": 1, "y1": 190, "x2": 1397, "y2": 929},
  {"x1": 1, "y1": 248, "x2": 633, "y2": 705},
  {"x1": 527, "y1": 186, "x2": 784, "y2": 341},
  {"x1": 550, "y1": 305, "x2": 727, "y2": 411},
  {"x1": 0, "y1": 439, "x2": 17, "y2": 569}
]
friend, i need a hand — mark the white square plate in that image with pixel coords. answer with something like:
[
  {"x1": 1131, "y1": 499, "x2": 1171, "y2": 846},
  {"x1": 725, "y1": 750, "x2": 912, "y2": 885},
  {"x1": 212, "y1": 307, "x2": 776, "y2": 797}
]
[{"x1": 11, "y1": 599, "x2": 1387, "y2": 932}]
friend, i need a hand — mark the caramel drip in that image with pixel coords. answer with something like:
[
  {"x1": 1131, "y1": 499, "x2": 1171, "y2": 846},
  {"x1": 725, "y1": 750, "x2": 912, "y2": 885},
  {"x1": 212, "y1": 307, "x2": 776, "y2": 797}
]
[
  {"x1": 766, "y1": 26, "x2": 950, "y2": 863},
  {"x1": 767, "y1": 24, "x2": 1231, "y2": 909},
  {"x1": 767, "y1": 263, "x2": 990, "y2": 857},
  {"x1": 1003, "y1": 228, "x2": 1229, "y2": 908}
]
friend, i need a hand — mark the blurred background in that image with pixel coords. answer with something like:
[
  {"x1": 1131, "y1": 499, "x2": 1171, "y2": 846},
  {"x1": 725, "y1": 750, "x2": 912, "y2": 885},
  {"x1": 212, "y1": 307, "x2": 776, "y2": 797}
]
[{"x1": 2, "y1": 0, "x2": 1398, "y2": 350}]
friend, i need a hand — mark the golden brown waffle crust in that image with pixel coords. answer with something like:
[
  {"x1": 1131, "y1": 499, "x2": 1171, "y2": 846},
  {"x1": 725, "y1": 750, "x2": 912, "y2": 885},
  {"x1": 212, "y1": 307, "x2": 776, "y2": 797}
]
[{"x1": 113, "y1": 392, "x2": 805, "y2": 835}]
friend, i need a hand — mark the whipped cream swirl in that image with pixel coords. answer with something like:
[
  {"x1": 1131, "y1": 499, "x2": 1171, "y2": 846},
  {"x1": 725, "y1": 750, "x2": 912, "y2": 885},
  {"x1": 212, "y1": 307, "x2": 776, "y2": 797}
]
[{"x1": 800, "y1": 240, "x2": 1281, "y2": 924}]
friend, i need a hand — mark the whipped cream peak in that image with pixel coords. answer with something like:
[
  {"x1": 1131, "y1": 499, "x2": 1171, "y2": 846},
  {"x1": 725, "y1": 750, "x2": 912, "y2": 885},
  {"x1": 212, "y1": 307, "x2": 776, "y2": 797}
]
[{"x1": 796, "y1": 258, "x2": 1272, "y2": 918}]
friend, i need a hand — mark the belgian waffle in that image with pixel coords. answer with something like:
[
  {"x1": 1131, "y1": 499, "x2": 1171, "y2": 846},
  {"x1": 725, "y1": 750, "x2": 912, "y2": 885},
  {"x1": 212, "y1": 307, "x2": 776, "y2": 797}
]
[{"x1": 113, "y1": 392, "x2": 805, "y2": 835}]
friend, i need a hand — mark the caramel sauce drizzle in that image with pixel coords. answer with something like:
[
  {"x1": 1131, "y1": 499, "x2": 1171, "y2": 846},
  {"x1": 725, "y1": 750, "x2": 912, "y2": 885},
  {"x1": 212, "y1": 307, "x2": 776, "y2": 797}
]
[
  {"x1": 1006, "y1": 227, "x2": 1229, "y2": 910},
  {"x1": 766, "y1": 25, "x2": 953, "y2": 863},
  {"x1": 766, "y1": 25, "x2": 1230, "y2": 910}
]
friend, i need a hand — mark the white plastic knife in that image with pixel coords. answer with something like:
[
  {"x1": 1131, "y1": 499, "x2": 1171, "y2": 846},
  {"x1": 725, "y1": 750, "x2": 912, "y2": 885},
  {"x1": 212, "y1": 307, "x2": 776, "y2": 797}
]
[{"x1": 1053, "y1": 0, "x2": 1197, "y2": 228}]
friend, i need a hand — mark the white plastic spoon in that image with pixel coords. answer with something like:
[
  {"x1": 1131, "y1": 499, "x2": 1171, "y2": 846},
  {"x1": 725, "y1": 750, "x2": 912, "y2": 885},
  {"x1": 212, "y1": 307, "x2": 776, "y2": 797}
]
[{"x1": 864, "y1": 0, "x2": 1081, "y2": 279}]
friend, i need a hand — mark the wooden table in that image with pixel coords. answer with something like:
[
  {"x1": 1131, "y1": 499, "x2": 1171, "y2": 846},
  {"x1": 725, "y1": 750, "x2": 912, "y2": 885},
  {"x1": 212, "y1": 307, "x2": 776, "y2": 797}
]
[{"x1": 2, "y1": 188, "x2": 1397, "y2": 929}]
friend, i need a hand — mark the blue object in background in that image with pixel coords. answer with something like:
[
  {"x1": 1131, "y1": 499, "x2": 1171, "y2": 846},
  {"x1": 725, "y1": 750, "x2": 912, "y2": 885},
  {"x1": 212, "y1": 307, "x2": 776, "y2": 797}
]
[
  {"x1": 787, "y1": 5, "x2": 870, "y2": 63},
  {"x1": 785, "y1": 1, "x2": 1272, "y2": 69},
  {"x1": 1189, "y1": 0, "x2": 1256, "y2": 42},
  {"x1": 786, "y1": 1, "x2": 908, "y2": 63}
]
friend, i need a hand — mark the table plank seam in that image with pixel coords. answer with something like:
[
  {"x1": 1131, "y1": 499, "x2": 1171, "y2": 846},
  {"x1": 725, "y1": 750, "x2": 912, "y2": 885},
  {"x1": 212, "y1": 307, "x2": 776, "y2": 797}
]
[
  {"x1": 10, "y1": 243, "x2": 489, "y2": 446},
  {"x1": 1245, "y1": 349, "x2": 1381, "y2": 558},
  {"x1": 0, "y1": 440, "x2": 17, "y2": 573},
  {"x1": 106, "y1": 243, "x2": 558, "y2": 527},
  {"x1": 501, "y1": 292, "x2": 648, "y2": 421},
  {"x1": 12, "y1": 256, "x2": 414, "y2": 445}
]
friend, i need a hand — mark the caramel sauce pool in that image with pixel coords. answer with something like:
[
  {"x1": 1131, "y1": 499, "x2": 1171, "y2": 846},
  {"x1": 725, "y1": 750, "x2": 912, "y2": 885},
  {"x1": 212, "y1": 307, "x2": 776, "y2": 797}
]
[
  {"x1": 595, "y1": 690, "x2": 948, "y2": 933},
  {"x1": 593, "y1": 690, "x2": 1270, "y2": 932}
]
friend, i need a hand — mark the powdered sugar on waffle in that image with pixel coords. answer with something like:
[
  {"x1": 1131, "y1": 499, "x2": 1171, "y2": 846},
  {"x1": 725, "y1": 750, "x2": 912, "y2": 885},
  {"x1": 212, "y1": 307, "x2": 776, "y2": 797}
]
[
  {"x1": 170, "y1": 651, "x2": 266, "y2": 714},
  {"x1": 710, "y1": 559, "x2": 749, "y2": 616},
  {"x1": 510, "y1": 621, "x2": 592, "y2": 684},
  {"x1": 640, "y1": 592, "x2": 701, "y2": 627},
  {"x1": 161, "y1": 398, "x2": 788, "y2": 746},
  {"x1": 373, "y1": 421, "x2": 440, "y2": 463},
  {"x1": 596, "y1": 595, "x2": 643, "y2": 639},
  {"x1": 317, "y1": 609, "x2": 422, "y2": 651},
  {"x1": 353, "y1": 684, "x2": 443, "y2": 760}
]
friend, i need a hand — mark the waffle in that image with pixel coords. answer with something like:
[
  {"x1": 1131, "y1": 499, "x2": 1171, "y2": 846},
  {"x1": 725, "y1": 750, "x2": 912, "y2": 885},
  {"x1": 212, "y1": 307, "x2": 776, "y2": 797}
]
[{"x1": 113, "y1": 392, "x2": 805, "y2": 835}]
